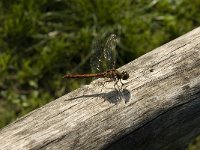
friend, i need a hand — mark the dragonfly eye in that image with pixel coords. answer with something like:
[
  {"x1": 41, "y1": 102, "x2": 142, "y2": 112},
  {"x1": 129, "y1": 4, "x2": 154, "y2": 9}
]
[{"x1": 122, "y1": 71, "x2": 129, "y2": 80}]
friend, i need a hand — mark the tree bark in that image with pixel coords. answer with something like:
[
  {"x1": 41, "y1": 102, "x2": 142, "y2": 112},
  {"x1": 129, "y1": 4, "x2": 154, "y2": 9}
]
[{"x1": 1, "y1": 27, "x2": 200, "y2": 150}]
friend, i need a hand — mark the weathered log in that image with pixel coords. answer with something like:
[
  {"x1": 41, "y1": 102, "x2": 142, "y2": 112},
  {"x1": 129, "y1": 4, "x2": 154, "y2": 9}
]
[{"x1": 1, "y1": 27, "x2": 200, "y2": 150}]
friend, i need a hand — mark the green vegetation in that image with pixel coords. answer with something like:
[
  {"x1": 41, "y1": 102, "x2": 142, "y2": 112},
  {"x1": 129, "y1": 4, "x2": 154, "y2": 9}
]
[
  {"x1": 0, "y1": 0, "x2": 200, "y2": 149},
  {"x1": 188, "y1": 136, "x2": 200, "y2": 150}
]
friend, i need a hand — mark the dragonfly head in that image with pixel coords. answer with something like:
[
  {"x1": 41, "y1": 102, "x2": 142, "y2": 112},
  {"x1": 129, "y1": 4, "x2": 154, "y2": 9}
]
[{"x1": 121, "y1": 71, "x2": 129, "y2": 80}]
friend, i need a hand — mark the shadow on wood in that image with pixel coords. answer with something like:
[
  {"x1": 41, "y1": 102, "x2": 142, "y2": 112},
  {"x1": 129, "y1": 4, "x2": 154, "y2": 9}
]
[{"x1": 65, "y1": 88, "x2": 131, "y2": 104}]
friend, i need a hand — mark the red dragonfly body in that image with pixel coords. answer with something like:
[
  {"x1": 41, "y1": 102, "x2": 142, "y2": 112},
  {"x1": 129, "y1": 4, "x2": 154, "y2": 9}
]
[{"x1": 63, "y1": 69, "x2": 129, "y2": 81}]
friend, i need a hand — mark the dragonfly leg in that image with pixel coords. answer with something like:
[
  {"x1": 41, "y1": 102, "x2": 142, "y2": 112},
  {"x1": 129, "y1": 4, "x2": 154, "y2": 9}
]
[
  {"x1": 96, "y1": 79, "x2": 108, "y2": 88},
  {"x1": 114, "y1": 79, "x2": 119, "y2": 89},
  {"x1": 114, "y1": 80, "x2": 122, "y2": 97},
  {"x1": 119, "y1": 79, "x2": 125, "y2": 87},
  {"x1": 105, "y1": 78, "x2": 115, "y2": 82},
  {"x1": 114, "y1": 79, "x2": 124, "y2": 100},
  {"x1": 99, "y1": 78, "x2": 115, "y2": 90}
]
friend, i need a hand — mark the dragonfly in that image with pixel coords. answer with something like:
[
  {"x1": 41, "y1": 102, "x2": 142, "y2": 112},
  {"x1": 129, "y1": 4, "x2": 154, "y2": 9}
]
[{"x1": 63, "y1": 34, "x2": 129, "y2": 87}]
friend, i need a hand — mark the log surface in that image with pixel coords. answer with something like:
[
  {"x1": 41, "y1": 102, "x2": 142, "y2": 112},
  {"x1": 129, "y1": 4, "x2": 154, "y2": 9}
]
[{"x1": 1, "y1": 27, "x2": 200, "y2": 150}]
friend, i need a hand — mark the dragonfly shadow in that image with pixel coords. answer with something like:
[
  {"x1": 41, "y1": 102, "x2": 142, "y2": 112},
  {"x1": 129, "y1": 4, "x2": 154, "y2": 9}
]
[
  {"x1": 103, "y1": 88, "x2": 131, "y2": 104},
  {"x1": 65, "y1": 88, "x2": 131, "y2": 104}
]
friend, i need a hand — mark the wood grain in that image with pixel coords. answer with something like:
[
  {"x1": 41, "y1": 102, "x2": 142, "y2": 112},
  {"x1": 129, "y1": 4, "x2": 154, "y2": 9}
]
[{"x1": 1, "y1": 27, "x2": 200, "y2": 150}]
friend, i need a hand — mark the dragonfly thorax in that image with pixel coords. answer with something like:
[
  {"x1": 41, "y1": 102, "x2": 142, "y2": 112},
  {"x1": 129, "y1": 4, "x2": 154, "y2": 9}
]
[{"x1": 106, "y1": 70, "x2": 129, "y2": 81}]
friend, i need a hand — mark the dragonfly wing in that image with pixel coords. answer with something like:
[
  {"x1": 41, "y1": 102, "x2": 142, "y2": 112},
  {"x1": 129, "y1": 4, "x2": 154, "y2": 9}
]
[
  {"x1": 90, "y1": 36, "x2": 104, "y2": 73},
  {"x1": 103, "y1": 34, "x2": 118, "y2": 69},
  {"x1": 90, "y1": 33, "x2": 118, "y2": 73}
]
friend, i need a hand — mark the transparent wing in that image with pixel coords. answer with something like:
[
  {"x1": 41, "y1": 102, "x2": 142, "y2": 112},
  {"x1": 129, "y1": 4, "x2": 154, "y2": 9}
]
[{"x1": 90, "y1": 33, "x2": 118, "y2": 73}]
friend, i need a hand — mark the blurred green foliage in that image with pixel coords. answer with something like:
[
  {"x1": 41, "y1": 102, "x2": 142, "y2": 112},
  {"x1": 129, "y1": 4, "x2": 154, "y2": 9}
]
[
  {"x1": 0, "y1": 0, "x2": 200, "y2": 149},
  {"x1": 188, "y1": 136, "x2": 200, "y2": 150}
]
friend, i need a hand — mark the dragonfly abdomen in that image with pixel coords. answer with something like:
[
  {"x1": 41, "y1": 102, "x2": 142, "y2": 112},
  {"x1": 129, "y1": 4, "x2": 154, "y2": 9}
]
[{"x1": 63, "y1": 73, "x2": 105, "y2": 78}]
